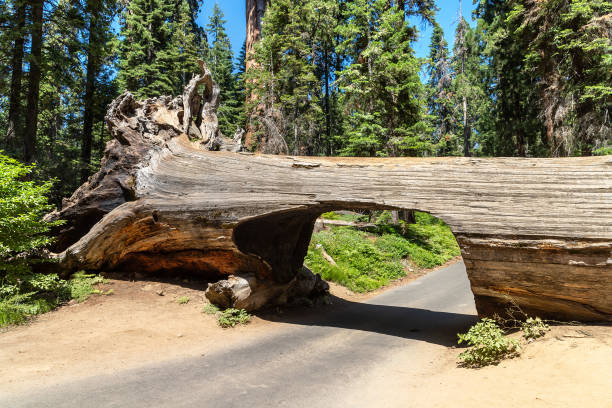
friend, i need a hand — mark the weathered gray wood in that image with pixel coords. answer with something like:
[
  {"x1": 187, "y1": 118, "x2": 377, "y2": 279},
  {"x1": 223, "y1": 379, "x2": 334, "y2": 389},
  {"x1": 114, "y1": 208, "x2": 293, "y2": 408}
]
[{"x1": 47, "y1": 89, "x2": 612, "y2": 321}]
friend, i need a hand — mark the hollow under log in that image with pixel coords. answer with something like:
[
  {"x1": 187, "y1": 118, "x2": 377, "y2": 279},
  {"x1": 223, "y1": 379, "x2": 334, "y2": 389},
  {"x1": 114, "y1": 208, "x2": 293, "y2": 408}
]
[{"x1": 46, "y1": 84, "x2": 612, "y2": 321}]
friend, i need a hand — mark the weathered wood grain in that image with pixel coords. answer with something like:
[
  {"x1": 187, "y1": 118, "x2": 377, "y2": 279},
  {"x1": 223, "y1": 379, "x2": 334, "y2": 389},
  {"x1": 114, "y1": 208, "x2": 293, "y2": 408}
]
[{"x1": 47, "y1": 89, "x2": 612, "y2": 321}]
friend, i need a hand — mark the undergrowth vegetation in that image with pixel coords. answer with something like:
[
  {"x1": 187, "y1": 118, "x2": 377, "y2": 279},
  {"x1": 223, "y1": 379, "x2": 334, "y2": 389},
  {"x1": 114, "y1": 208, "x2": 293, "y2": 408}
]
[
  {"x1": 0, "y1": 272, "x2": 109, "y2": 327},
  {"x1": 202, "y1": 303, "x2": 251, "y2": 328},
  {"x1": 305, "y1": 211, "x2": 460, "y2": 292},
  {"x1": 0, "y1": 152, "x2": 109, "y2": 328},
  {"x1": 457, "y1": 318, "x2": 521, "y2": 367},
  {"x1": 218, "y1": 308, "x2": 251, "y2": 328},
  {"x1": 457, "y1": 315, "x2": 551, "y2": 367}
]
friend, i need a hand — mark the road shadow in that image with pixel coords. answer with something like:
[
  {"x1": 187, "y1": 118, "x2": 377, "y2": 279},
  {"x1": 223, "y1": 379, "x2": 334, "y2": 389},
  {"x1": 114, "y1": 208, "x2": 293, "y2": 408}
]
[{"x1": 257, "y1": 295, "x2": 478, "y2": 347}]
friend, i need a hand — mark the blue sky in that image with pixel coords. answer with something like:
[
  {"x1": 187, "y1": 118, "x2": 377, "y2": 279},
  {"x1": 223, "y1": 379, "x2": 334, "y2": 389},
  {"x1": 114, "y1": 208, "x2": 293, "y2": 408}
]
[{"x1": 197, "y1": 0, "x2": 478, "y2": 61}]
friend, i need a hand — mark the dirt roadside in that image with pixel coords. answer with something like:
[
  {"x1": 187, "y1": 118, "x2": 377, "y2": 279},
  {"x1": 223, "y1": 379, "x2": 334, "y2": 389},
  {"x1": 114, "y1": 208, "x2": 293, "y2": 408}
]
[
  {"x1": 0, "y1": 261, "x2": 610, "y2": 406},
  {"x1": 343, "y1": 324, "x2": 612, "y2": 407}
]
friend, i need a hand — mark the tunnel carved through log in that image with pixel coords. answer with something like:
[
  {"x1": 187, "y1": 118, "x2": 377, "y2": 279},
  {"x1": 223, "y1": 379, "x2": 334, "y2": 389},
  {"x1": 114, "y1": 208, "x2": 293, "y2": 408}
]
[{"x1": 46, "y1": 82, "x2": 612, "y2": 321}]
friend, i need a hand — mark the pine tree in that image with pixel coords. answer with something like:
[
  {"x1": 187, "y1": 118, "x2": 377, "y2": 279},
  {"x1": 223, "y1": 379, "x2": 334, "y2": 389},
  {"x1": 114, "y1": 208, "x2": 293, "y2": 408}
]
[
  {"x1": 507, "y1": 0, "x2": 611, "y2": 155},
  {"x1": 80, "y1": 0, "x2": 118, "y2": 182},
  {"x1": 474, "y1": 0, "x2": 547, "y2": 157},
  {"x1": 170, "y1": 0, "x2": 200, "y2": 93},
  {"x1": 452, "y1": 15, "x2": 478, "y2": 157},
  {"x1": 336, "y1": 0, "x2": 433, "y2": 157},
  {"x1": 117, "y1": 0, "x2": 175, "y2": 98},
  {"x1": 3, "y1": 0, "x2": 26, "y2": 155},
  {"x1": 247, "y1": 0, "x2": 323, "y2": 154},
  {"x1": 312, "y1": 0, "x2": 343, "y2": 156},
  {"x1": 23, "y1": 0, "x2": 44, "y2": 163},
  {"x1": 425, "y1": 22, "x2": 457, "y2": 155},
  {"x1": 232, "y1": 41, "x2": 248, "y2": 132},
  {"x1": 205, "y1": 3, "x2": 240, "y2": 137}
]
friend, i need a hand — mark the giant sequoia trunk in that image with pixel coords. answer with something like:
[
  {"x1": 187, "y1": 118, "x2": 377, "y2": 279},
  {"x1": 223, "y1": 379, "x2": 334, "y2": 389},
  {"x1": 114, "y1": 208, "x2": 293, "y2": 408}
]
[
  {"x1": 244, "y1": 0, "x2": 267, "y2": 150},
  {"x1": 47, "y1": 64, "x2": 612, "y2": 322}
]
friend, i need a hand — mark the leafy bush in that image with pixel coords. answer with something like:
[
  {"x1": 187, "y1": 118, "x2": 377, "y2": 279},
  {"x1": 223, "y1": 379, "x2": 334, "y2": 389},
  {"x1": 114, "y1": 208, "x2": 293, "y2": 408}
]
[
  {"x1": 0, "y1": 153, "x2": 62, "y2": 263},
  {"x1": 202, "y1": 303, "x2": 220, "y2": 314},
  {"x1": 522, "y1": 317, "x2": 550, "y2": 341},
  {"x1": 457, "y1": 318, "x2": 520, "y2": 367},
  {"x1": 177, "y1": 296, "x2": 190, "y2": 304},
  {"x1": 0, "y1": 152, "x2": 70, "y2": 326},
  {"x1": 218, "y1": 308, "x2": 251, "y2": 328}
]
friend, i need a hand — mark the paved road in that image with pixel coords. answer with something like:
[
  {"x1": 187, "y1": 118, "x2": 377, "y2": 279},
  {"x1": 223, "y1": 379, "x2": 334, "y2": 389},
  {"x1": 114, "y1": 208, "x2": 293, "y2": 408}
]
[{"x1": 1, "y1": 262, "x2": 477, "y2": 408}]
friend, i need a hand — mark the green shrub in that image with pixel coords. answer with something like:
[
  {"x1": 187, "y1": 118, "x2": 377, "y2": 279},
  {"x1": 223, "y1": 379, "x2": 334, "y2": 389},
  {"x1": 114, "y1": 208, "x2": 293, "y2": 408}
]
[
  {"x1": 522, "y1": 317, "x2": 550, "y2": 340},
  {"x1": 202, "y1": 303, "x2": 220, "y2": 314},
  {"x1": 457, "y1": 318, "x2": 520, "y2": 367},
  {"x1": 218, "y1": 308, "x2": 251, "y2": 328},
  {"x1": 177, "y1": 296, "x2": 190, "y2": 304},
  {"x1": 0, "y1": 153, "x2": 67, "y2": 326}
]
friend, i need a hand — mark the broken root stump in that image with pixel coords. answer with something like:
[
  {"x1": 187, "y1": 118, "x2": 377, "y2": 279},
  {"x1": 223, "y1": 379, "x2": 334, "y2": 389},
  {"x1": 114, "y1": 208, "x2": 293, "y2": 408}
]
[
  {"x1": 44, "y1": 63, "x2": 612, "y2": 321},
  {"x1": 205, "y1": 267, "x2": 329, "y2": 311}
]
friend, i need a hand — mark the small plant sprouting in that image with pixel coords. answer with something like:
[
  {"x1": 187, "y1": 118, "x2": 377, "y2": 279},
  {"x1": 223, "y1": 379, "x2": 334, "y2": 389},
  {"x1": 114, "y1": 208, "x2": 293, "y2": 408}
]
[
  {"x1": 177, "y1": 296, "x2": 190, "y2": 305},
  {"x1": 202, "y1": 303, "x2": 220, "y2": 314},
  {"x1": 522, "y1": 317, "x2": 550, "y2": 341},
  {"x1": 218, "y1": 308, "x2": 251, "y2": 328}
]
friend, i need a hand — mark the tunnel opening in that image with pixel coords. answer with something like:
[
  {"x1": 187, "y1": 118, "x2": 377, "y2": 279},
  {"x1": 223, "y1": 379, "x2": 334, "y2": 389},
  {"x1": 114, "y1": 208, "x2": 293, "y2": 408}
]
[{"x1": 232, "y1": 204, "x2": 464, "y2": 297}]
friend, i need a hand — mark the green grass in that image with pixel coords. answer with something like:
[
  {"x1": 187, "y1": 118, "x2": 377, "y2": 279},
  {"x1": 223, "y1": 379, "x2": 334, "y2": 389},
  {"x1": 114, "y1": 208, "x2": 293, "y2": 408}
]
[
  {"x1": 0, "y1": 271, "x2": 108, "y2": 327},
  {"x1": 305, "y1": 211, "x2": 460, "y2": 293}
]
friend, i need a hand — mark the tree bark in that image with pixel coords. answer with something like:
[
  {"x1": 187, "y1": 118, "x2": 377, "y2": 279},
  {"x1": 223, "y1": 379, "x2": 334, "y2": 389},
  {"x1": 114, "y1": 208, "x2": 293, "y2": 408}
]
[
  {"x1": 462, "y1": 96, "x2": 471, "y2": 157},
  {"x1": 6, "y1": 0, "x2": 26, "y2": 154},
  {"x1": 80, "y1": 0, "x2": 103, "y2": 183},
  {"x1": 244, "y1": 0, "x2": 267, "y2": 150},
  {"x1": 23, "y1": 0, "x2": 44, "y2": 163}
]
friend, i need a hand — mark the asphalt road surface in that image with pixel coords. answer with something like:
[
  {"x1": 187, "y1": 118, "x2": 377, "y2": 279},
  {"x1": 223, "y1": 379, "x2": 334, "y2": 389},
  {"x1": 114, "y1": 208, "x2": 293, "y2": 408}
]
[{"x1": 1, "y1": 261, "x2": 477, "y2": 408}]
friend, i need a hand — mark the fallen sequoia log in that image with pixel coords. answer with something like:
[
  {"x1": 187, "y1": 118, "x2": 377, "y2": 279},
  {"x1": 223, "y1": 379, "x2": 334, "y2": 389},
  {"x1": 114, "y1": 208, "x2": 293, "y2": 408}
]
[{"x1": 45, "y1": 67, "x2": 612, "y2": 321}]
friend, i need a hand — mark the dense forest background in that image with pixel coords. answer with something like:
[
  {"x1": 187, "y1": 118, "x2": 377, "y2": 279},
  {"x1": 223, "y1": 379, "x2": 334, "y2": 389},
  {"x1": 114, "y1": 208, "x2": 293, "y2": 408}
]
[{"x1": 0, "y1": 0, "x2": 610, "y2": 205}]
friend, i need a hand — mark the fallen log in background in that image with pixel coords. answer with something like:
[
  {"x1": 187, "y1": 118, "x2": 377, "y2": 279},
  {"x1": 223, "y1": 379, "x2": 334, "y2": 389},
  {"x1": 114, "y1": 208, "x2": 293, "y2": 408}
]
[{"x1": 45, "y1": 67, "x2": 612, "y2": 321}]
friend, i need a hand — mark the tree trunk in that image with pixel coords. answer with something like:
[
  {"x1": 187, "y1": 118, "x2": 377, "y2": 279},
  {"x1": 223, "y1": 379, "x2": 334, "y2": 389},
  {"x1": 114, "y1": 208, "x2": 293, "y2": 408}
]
[
  {"x1": 23, "y1": 0, "x2": 44, "y2": 163},
  {"x1": 462, "y1": 97, "x2": 470, "y2": 157},
  {"x1": 244, "y1": 0, "x2": 267, "y2": 150},
  {"x1": 80, "y1": 0, "x2": 102, "y2": 183},
  {"x1": 45, "y1": 74, "x2": 612, "y2": 323},
  {"x1": 6, "y1": 0, "x2": 26, "y2": 154},
  {"x1": 324, "y1": 46, "x2": 331, "y2": 155}
]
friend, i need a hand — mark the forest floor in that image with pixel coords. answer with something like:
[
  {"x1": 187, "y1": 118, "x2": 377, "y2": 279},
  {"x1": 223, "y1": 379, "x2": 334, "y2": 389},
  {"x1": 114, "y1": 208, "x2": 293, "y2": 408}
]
[{"x1": 0, "y1": 259, "x2": 610, "y2": 406}]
